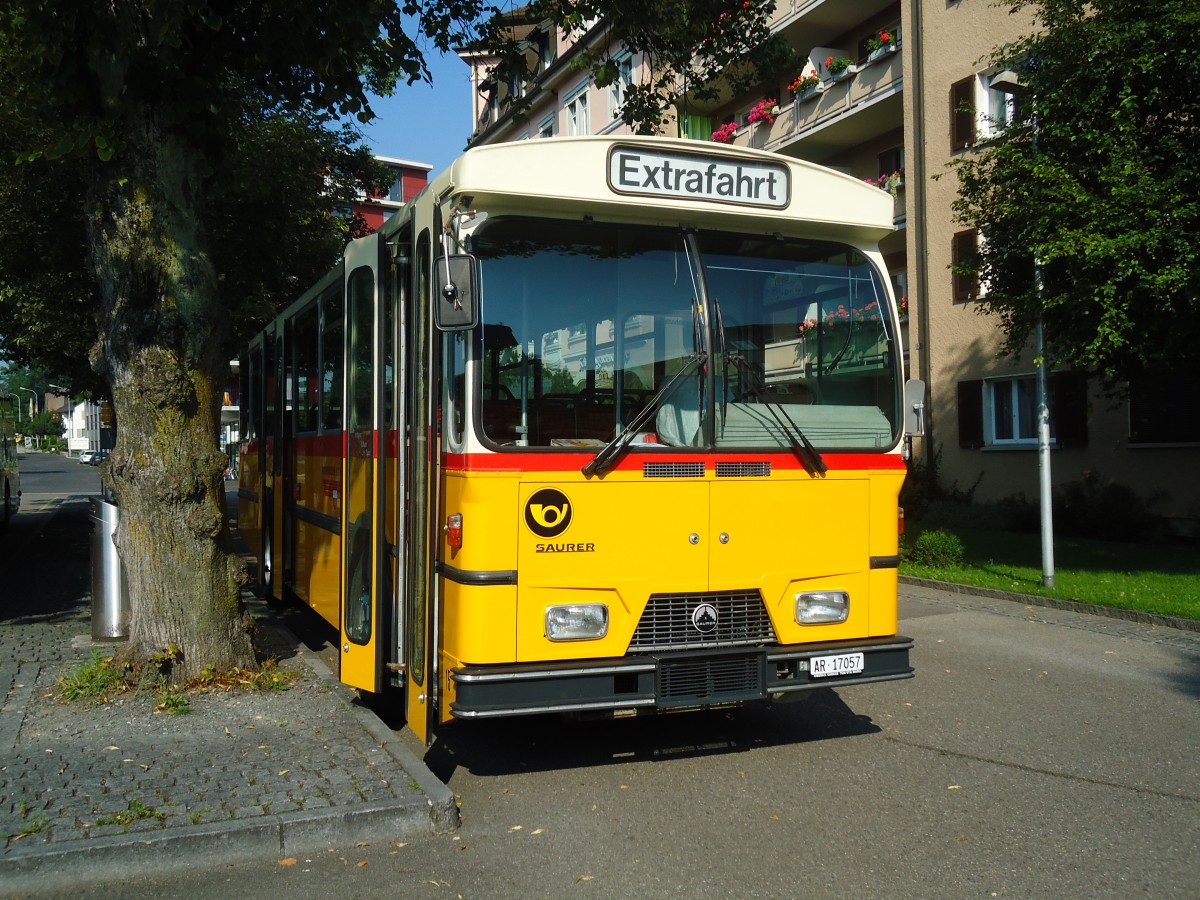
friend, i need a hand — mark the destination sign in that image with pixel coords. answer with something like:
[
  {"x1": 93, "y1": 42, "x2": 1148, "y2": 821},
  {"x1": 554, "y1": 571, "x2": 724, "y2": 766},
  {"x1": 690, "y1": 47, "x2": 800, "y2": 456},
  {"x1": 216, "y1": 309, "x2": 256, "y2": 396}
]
[{"x1": 608, "y1": 146, "x2": 790, "y2": 209}]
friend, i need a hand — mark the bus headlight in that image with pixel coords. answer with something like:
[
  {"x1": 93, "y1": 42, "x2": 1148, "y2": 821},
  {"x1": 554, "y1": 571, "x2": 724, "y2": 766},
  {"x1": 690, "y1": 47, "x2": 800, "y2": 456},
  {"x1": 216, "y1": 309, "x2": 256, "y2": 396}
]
[
  {"x1": 545, "y1": 604, "x2": 609, "y2": 641},
  {"x1": 795, "y1": 591, "x2": 850, "y2": 625}
]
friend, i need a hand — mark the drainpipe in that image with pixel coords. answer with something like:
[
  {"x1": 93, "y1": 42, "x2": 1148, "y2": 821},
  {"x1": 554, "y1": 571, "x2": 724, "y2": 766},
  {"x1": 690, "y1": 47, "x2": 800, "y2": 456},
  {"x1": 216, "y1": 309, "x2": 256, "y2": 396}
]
[{"x1": 907, "y1": 0, "x2": 934, "y2": 473}]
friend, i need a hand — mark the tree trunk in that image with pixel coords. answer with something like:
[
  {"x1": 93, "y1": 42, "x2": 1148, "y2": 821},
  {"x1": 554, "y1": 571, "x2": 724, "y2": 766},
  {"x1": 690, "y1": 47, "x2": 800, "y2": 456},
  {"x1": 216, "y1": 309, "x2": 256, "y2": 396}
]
[{"x1": 87, "y1": 116, "x2": 254, "y2": 681}]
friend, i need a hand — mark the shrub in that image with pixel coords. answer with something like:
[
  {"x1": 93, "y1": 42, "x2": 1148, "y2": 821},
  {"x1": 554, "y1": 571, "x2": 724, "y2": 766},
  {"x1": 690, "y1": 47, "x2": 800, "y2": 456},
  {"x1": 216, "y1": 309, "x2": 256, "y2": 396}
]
[
  {"x1": 906, "y1": 528, "x2": 966, "y2": 567},
  {"x1": 1056, "y1": 473, "x2": 1167, "y2": 543}
]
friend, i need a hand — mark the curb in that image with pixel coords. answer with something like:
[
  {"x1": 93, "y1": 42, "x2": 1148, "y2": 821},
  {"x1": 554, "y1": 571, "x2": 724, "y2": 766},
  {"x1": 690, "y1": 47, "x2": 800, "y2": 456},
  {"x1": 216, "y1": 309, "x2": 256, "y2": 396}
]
[
  {"x1": 1, "y1": 591, "x2": 458, "y2": 893},
  {"x1": 900, "y1": 575, "x2": 1200, "y2": 634},
  {"x1": 0, "y1": 800, "x2": 432, "y2": 890},
  {"x1": 283, "y1": 627, "x2": 460, "y2": 835}
]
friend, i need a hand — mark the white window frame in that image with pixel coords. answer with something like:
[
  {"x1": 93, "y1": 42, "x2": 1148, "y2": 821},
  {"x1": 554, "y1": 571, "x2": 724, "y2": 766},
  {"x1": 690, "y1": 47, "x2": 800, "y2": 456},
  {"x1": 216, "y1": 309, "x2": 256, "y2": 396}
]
[
  {"x1": 608, "y1": 53, "x2": 634, "y2": 120},
  {"x1": 538, "y1": 114, "x2": 555, "y2": 139},
  {"x1": 564, "y1": 82, "x2": 590, "y2": 136},
  {"x1": 979, "y1": 71, "x2": 1017, "y2": 138},
  {"x1": 984, "y1": 375, "x2": 1051, "y2": 446}
]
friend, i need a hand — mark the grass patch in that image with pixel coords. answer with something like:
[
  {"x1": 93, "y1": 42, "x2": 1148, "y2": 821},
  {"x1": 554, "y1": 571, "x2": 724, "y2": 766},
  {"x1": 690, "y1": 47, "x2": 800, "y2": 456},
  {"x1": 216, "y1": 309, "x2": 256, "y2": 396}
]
[
  {"x1": 58, "y1": 653, "x2": 298, "y2": 708},
  {"x1": 902, "y1": 526, "x2": 1200, "y2": 620},
  {"x1": 185, "y1": 659, "x2": 299, "y2": 693},
  {"x1": 96, "y1": 799, "x2": 162, "y2": 827},
  {"x1": 58, "y1": 652, "x2": 129, "y2": 706},
  {"x1": 155, "y1": 692, "x2": 192, "y2": 715}
]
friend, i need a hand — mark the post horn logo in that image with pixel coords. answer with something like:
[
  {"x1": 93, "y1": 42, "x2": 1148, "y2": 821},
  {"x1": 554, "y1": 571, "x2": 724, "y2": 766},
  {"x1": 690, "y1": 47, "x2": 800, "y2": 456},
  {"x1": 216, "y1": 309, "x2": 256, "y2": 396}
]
[{"x1": 525, "y1": 488, "x2": 572, "y2": 538}]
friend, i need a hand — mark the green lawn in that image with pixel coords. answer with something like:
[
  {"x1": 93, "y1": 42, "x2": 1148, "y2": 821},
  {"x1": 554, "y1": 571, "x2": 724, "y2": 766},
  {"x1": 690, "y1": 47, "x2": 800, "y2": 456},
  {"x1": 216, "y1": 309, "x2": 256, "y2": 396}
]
[{"x1": 901, "y1": 526, "x2": 1200, "y2": 621}]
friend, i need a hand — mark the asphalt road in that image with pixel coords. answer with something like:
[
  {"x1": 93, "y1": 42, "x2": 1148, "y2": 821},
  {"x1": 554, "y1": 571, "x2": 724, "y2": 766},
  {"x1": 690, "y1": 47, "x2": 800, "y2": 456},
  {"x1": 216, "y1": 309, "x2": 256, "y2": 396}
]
[{"x1": 13, "y1": 448, "x2": 1200, "y2": 899}]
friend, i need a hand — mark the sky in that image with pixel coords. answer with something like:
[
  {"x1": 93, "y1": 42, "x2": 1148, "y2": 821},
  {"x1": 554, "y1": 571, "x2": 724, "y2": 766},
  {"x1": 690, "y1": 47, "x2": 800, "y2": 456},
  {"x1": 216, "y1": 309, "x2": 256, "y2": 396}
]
[{"x1": 357, "y1": 46, "x2": 475, "y2": 176}]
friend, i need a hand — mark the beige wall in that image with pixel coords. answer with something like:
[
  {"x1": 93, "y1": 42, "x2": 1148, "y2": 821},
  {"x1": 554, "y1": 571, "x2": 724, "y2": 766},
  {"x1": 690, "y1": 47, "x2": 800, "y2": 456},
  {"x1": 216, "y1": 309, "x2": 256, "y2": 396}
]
[{"x1": 902, "y1": 0, "x2": 1198, "y2": 531}]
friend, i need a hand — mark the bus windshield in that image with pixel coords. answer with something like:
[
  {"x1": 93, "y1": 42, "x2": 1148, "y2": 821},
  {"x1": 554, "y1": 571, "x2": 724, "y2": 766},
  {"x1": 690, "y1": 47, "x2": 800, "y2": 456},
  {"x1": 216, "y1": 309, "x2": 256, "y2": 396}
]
[{"x1": 470, "y1": 216, "x2": 899, "y2": 452}]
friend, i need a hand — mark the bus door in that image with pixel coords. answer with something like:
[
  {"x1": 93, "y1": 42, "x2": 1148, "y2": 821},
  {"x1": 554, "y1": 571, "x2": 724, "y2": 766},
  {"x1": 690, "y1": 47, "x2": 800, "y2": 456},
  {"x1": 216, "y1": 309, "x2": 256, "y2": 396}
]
[
  {"x1": 402, "y1": 227, "x2": 439, "y2": 743},
  {"x1": 238, "y1": 337, "x2": 264, "y2": 561},
  {"x1": 340, "y1": 236, "x2": 387, "y2": 691},
  {"x1": 262, "y1": 325, "x2": 282, "y2": 600}
]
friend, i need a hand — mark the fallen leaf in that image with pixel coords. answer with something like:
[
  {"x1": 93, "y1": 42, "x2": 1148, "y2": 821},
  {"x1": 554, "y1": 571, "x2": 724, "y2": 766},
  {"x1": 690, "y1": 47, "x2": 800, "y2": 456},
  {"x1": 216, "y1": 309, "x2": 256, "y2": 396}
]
[
  {"x1": 103, "y1": 745, "x2": 119, "y2": 751},
  {"x1": 509, "y1": 825, "x2": 522, "y2": 832},
  {"x1": 531, "y1": 828, "x2": 545, "y2": 835},
  {"x1": 948, "y1": 785, "x2": 961, "y2": 790},
  {"x1": 578, "y1": 875, "x2": 595, "y2": 882},
  {"x1": 278, "y1": 858, "x2": 297, "y2": 867},
  {"x1": 278, "y1": 769, "x2": 290, "y2": 776},
  {"x1": 356, "y1": 860, "x2": 368, "y2": 868}
]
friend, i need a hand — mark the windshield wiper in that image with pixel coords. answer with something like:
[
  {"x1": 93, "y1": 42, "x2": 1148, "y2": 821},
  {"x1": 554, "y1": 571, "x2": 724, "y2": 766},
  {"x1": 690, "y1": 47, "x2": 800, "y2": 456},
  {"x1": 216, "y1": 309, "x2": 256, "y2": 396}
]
[
  {"x1": 582, "y1": 353, "x2": 706, "y2": 477},
  {"x1": 726, "y1": 354, "x2": 828, "y2": 477}
]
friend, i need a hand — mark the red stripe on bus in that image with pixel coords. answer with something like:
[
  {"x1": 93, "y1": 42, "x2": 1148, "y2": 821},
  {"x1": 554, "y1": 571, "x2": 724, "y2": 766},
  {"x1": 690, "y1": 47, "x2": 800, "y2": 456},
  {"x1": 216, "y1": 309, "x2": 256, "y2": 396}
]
[
  {"x1": 442, "y1": 451, "x2": 907, "y2": 474},
  {"x1": 291, "y1": 433, "x2": 343, "y2": 456}
]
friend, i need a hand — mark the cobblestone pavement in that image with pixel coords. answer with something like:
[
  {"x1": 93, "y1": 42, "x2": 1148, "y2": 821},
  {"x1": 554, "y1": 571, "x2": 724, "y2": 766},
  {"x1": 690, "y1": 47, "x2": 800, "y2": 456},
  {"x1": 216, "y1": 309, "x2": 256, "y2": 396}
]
[{"x1": 0, "y1": 491, "x2": 454, "y2": 894}]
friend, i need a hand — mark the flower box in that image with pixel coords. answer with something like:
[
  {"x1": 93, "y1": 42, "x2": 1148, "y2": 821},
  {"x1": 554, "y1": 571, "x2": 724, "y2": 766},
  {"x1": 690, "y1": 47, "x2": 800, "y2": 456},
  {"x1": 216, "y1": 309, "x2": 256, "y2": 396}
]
[
  {"x1": 795, "y1": 83, "x2": 823, "y2": 103},
  {"x1": 867, "y1": 43, "x2": 898, "y2": 63}
]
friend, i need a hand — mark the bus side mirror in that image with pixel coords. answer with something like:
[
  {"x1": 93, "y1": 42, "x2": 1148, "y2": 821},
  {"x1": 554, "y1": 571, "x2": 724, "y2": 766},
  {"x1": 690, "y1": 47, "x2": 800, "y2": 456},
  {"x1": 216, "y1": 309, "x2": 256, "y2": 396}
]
[
  {"x1": 904, "y1": 378, "x2": 926, "y2": 436},
  {"x1": 434, "y1": 254, "x2": 479, "y2": 332}
]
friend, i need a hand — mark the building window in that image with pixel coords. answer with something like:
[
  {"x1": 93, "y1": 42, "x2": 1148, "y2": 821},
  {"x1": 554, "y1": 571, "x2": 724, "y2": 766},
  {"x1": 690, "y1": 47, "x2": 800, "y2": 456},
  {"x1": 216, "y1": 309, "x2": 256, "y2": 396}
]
[
  {"x1": 983, "y1": 72, "x2": 1016, "y2": 135},
  {"x1": 1129, "y1": 372, "x2": 1200, "y2": 444},
  {"x1": 608, "y1": 54, "x2": 634, "y2": 120},
  {"x1": 565, "y1": 86, "x2": 589, "y2": 136},
  {"x1": 877, "y1": 146, "x2": 903, "y2": 179},
  {"x1": 952, "y1": 229, "x2": 979, "y2": 302},
  {"x1": 486, "y1": 83, "x2": 499, "y2": 124},
  {"x1": 958, "y1": 373, "x2": 1088, "y2": 449},
  {"x1": 951, "y1": 76, "x2": 975, "y2": 150},
  {"x1": 987, "y1": 376, "x2": 1040, "y2": 444},
  {"x1": 506, "y1": 71, "x2": 524, "y2": 104},
  {"x1": 538, "y1": 115, "x2": 555, "y2": 139}
]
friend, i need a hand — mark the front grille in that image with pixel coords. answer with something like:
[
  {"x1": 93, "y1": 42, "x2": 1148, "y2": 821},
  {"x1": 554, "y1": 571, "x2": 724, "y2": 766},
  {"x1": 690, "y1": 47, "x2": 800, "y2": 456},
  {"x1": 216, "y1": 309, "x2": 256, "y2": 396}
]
[
  {"x1": 716, "y1": 461, "x2": 771, "y2": 478},
  {"x1": 643, "y1": 462, "x2": 705, "y2": 478},
  {"x1": 658, "y1": 652, "x2": 766, "y2": 706},
  {"x1": 630, "y1": 589, "x2": 776, "y2": 651}
]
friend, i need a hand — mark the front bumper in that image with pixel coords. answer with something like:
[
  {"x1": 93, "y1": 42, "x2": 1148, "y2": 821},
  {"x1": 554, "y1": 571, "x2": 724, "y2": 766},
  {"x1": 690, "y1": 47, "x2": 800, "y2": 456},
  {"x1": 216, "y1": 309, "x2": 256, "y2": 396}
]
[{"x1": 449, "y1": 635, "x2": 914, "y2": 719}]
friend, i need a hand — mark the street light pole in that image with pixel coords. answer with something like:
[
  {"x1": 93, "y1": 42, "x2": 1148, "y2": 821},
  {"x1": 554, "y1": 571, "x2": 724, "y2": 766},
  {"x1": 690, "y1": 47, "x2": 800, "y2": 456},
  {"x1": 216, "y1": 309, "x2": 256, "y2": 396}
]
[
  {"x1": 992, "y1": 68, "x2": 1055, "y2": 588},
  {"x1": 16, "y1": 387, "x2": 37, "y2": 421},
  {"x1": 49, "y1": 384, "x2": 72, "y2": 455}
]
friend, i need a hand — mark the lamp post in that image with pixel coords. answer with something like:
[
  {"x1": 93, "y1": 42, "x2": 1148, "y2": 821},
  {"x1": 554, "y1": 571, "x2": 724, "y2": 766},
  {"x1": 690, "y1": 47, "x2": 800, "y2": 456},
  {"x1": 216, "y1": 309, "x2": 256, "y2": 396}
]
[
  {"x1": 16, "y1": 387, "x2": 37, "y2": 421},
  {"x1": 49, "y1": 384, "x2": 72, "y2": 455},
  {"x1": 991, "y1": 69, "x2": 1055, "y2": 588}
]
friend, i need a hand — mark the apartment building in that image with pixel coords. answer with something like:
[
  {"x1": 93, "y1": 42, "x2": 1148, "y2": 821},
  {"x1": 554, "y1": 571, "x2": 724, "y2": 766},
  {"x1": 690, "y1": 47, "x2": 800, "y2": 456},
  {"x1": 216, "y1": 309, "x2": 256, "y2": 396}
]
[
  {"x1": 331, "y1": 155, "x2": 433, "y2": 233},
  {"x1": 460, "y1": 1, "x2": 1199, "y2": 535}
]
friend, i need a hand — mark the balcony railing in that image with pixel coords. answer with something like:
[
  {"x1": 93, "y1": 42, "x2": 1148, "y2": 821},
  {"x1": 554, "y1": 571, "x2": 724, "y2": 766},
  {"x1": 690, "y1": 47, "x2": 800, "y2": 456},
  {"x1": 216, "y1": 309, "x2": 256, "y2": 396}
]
[{"x1": 721, "y1": 46, "x2": 901, "y2": 153}]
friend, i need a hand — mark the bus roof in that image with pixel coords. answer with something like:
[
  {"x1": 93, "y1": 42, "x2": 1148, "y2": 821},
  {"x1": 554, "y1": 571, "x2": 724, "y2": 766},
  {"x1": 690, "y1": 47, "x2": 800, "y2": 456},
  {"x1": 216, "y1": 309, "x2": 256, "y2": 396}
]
[{"x1": 388, "y1": 136, "x2": 896, "y2": 243}]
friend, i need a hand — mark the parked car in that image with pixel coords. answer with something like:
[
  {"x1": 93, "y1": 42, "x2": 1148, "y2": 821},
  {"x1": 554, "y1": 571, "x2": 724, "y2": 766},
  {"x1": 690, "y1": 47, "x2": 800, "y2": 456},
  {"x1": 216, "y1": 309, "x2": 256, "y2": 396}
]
[
  {"x1": 90, "y1": 450, "x2": 109, "y2": 465},
  {"x1": 78, "y1": 450, "x2": 98, "y2": 464}
]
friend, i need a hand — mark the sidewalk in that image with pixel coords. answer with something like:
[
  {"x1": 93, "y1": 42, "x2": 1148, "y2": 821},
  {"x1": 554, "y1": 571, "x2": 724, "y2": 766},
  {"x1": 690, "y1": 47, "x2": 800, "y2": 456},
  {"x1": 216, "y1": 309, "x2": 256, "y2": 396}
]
[{"x1": 0, "y1": 491, "x2": 455, "y2": 893}]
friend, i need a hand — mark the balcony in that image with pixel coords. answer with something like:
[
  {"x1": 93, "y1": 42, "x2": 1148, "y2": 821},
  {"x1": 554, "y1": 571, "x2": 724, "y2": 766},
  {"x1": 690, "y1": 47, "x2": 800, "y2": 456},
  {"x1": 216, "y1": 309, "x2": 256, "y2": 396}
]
[{"x1": 723, "y1": 47, "x2": 902, "y2": 164}]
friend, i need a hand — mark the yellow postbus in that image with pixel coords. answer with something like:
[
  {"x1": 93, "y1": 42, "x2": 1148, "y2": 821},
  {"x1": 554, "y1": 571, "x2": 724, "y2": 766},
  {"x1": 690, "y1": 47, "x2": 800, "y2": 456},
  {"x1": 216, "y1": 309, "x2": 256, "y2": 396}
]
[{"x1": 239, "y1": 136, "x2": 916, "y2": 742}]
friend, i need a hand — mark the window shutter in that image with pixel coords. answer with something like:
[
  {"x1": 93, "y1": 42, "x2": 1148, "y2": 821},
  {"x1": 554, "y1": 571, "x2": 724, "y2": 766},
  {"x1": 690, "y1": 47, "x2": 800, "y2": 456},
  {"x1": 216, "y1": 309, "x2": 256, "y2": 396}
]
[
  {"x1": 952, "y1": 230, "x2": 979, "y2": 302},
  {"x1": 1051, "y1": 372, "x2": 1089, "y2": 447},
  {"x1": 951, "y1": 77, "x2": 975, "y2": 150},
  {"x1": 957, "y1": 380, "x2": 984, "y2": 449}
]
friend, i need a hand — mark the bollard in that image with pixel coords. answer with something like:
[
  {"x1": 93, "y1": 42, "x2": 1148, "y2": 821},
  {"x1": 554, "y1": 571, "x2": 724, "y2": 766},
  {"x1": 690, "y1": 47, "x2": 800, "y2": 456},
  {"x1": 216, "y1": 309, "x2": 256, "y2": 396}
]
[{"x1": 89, "y1": 497, "x2": 130, "y2": 641}]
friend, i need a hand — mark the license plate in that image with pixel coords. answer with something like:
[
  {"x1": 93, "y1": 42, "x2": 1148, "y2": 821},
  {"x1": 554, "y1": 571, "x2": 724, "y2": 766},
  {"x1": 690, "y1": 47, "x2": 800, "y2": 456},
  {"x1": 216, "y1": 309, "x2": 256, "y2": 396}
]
[{"x1": 810, "y1": 652, "x2": 865, "y2": 678}]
